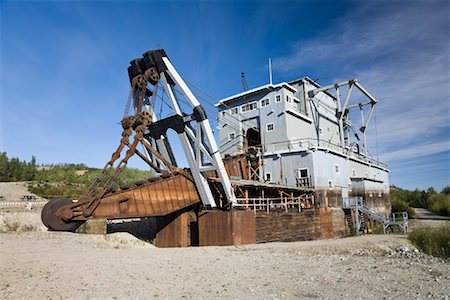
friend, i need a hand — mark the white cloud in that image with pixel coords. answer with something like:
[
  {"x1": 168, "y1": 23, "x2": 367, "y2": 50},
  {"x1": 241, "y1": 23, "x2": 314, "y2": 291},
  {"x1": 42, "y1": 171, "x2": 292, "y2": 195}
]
[
  {"x1": 379, "y1": 141, "x2": 450, "y2": 162},
  {"x1": 274, "y1": 0, "x2": 450, "y2": 163}
]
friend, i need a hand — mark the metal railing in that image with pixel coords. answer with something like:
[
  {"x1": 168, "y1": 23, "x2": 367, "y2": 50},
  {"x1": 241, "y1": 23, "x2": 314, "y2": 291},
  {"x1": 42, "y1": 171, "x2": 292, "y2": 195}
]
[
  {"x1": 234, "y1": 192, "x2": 314, "y2": 213},
  {"x1": 296, "y1": 177, "x2": 312, "y2": 188},
  {"x1": 352, "y1": 197, "x2": 409, "y2": 234},
  {"x1": 264, "y1": 138, "x2": 388, "y2": 169},
  {"x1": 342, "y1": 196, "x2": 361, "y2": 209}
]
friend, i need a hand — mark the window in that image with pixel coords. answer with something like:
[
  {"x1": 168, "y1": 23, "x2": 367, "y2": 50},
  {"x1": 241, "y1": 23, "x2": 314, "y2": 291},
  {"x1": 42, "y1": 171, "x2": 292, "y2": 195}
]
[
  {"x1": 221, "y1": 111, "x2": 226, "y2": 117},
  {"x1": 286, "y1": 95, "x2": 292, "y2": 103},
  {"x1": 297, "y1": 168, "x2": 308, "y2": 178},
  {"x1": 231, "y1": 107, "x2": 239, "y2": 115},
  {"x1": 335, "y1": 164, "x2": 340, "y2": 174},
  {"x1": 261, "y1": 98, "x2": 270, "y2": 107},
  {"x1": 352, "y1": 169, "x2": 356, "y2": 177},
  {"x1": 328, "y1": 180, "x2": 334, "y2": 189},
  {"x1": 296, "y1": 168, "x2": 310, "y2": 188},
  {"x1": 266, "y1": 123, "x2": 274, "y2": 132},
  {"x1": 319, "y1": 128, "x2": 323, "y2": 135},
  {"x1": 241, "y1": 102, "x2": 257, "y2": 113},
  {"x1": 228, "y1": 132, "x2": 236, "y2": 141},
  {"x1": 265, "y1": 172, "x2": 272, "y2": 182},
  {"x1": 275, "y1": 95, "x2": 281, "y2": 102}
]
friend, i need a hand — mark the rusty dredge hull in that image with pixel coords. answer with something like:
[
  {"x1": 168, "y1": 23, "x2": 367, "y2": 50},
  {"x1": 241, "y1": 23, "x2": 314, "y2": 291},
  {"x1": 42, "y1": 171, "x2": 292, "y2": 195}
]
[
  {"x1": 42, "y1": 49, "x2": 393, "y2": 247},
  {"x1": 41, "y1": 159, "x2": 326, "y2": 247},
  {"x1": 42, "y1": 174, "x2": 200, "y2": 228}
]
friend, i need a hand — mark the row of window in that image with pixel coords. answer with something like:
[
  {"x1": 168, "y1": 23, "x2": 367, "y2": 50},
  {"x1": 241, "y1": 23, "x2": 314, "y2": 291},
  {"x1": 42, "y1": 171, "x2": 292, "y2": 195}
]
[
  {"x1": 223, "y1": 93, "x2": 299, "y2": 116},
  {"x1": 241, "y1": 102, "x2": 257, "y2": 112},
  {"x1": 265, "y1": 167, "x2": 309, "y2": 183}
]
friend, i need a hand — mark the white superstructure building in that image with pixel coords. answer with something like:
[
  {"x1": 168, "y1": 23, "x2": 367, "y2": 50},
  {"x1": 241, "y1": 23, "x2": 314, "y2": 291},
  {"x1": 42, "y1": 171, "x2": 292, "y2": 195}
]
[{"x1": 216, "y1": 77, "x2": 390, "y2": 214}]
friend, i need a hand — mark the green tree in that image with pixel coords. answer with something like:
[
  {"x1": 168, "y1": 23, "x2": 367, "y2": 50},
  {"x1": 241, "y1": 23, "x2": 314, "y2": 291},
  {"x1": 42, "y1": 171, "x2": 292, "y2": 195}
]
[
  {"x1": 31, "y1": 155, "x2": 36, "y2": 167},
  {"x1": 0, "y1": 152, "x2": 9, "y2": 181},
  {"x1": 442, "y1": 186, "x2": 450, "y2": 195}
]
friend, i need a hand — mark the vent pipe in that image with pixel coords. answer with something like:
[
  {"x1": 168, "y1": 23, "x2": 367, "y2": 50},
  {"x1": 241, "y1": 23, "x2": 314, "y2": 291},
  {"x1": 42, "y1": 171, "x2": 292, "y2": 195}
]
[{"x1": 269, "y1": 58, "x2": 273, "y2": 85}]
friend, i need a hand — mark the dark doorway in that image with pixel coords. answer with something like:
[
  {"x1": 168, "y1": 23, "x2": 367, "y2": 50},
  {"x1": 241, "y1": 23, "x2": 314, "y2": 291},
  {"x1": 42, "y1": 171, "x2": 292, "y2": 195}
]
[{"x1": 246, "y1": 127, "x2": 261, "y2": 147}]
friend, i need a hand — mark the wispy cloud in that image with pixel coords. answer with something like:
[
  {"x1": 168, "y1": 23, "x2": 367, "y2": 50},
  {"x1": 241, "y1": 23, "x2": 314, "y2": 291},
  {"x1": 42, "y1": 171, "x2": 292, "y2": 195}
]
[
  {"x1": 274, "y1": 1, "x2": 450, "y2": 151},
  {"x1": 379, "y1": 141, "x2": 450, "y2": 162},
  {"x1": 273, "y1": 0, "x2": 449, "y2": 162}
]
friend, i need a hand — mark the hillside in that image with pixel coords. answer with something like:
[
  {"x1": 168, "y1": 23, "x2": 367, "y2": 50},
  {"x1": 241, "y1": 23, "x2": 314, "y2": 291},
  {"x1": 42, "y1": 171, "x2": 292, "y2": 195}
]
[
  {"x1": 1, "y1": 152, "x2": 153, "y2": 200},
  {"x1": 28, "y1": 164, "x2": 153, "y2": 200}
]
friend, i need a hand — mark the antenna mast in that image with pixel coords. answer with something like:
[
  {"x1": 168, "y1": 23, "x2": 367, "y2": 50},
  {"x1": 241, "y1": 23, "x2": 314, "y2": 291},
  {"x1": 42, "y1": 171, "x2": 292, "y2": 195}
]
[
  {"x1": 269, "y1": 58, "x2": 273, "y2": 84},
  {"x1": 241, "y1": 71, "x2": 249, "y2": 91}
]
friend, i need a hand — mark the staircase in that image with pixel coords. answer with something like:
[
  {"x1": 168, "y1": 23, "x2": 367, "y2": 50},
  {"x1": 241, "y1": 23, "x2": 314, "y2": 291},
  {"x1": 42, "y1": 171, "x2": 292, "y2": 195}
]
[
  {"x1": 344, "y1": 197, "x2": 409, "y2": 234},
  {"x1": 343, "y1": 209, "x2": 354, "y2": 234}
]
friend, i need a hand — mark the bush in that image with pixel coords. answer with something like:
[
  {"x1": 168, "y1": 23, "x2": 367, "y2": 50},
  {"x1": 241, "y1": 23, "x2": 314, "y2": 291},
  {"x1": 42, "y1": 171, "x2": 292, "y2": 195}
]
[
  {"x1": 429, "y1": 193, "x2": 450, "y2": 216},
  {"x1": 390, "y1": 186, "x2": 450, "y2": 217},
  {"x1": 390, "y1": 195, "x2": 415, "y2": 218},
  {"x1": 409, "y1": 224, "x2": 450, "y2": 259}
]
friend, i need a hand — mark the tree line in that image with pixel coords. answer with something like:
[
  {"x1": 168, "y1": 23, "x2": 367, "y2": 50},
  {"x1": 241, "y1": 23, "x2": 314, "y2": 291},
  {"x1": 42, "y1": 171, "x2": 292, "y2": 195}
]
[
  {"x1": 0, "y1": 152, "x2": 37, "y2": 181},
  {"x1": 0, "y1": 152, "x2": 153, "y2": 200},
  {"x1": 391, "y1": 185, "x2": 450, "y2": 217}
]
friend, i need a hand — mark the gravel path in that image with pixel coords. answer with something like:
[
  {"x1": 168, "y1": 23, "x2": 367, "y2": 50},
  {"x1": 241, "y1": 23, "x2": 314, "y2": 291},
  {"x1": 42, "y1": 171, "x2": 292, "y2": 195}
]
[
  {"x1": 0, "y1": 182, "x2": 45, "y2": 202},
  {"x1": 1, "y1": 231, "x2": 448, "y2": 299},
  {"x1": 409, "y1": 208, "x2": 450, "y2": 231}
]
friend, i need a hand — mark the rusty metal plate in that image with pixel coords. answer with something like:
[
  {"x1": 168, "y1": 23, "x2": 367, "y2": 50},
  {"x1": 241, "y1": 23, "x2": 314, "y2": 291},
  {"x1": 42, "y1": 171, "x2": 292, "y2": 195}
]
[
  {"x1": 198, "y1": 210, "x2": 256, "y2": 246},
  {"x1": 73, "y1": 174, "x2": 200, "y2": 221}
]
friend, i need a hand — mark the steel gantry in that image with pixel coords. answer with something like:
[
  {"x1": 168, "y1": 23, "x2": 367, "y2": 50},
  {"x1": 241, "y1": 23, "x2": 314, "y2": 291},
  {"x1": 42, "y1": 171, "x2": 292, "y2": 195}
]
[{"x1": 308, "y1": 79, "x2": 378, "y2": 156}]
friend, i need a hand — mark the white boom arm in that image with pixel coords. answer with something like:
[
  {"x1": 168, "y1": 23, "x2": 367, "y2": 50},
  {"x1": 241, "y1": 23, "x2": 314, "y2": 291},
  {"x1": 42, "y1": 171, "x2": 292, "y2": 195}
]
[{"x1": 127, "y1": 49, "x2": 236, "y2": 208}]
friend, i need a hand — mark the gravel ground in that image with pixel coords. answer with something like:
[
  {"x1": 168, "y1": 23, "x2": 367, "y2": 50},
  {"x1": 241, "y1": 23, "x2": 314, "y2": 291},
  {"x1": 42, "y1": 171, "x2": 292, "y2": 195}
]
[
  {"x1": 0, "y1": 182, "x2": 46, "y2": 202},
  {"x1": 1, "y1": 227, "x2": 449, "y2": 299},
  {"x1": 0, "y1": 190, "x2": 448, "y2": 299}
]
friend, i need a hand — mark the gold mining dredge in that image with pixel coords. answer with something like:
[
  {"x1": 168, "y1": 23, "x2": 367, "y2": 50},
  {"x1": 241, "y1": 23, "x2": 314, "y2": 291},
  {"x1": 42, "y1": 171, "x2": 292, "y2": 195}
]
[{"x1": 41, "y1": 49, "x2": 407, "y2": 247}]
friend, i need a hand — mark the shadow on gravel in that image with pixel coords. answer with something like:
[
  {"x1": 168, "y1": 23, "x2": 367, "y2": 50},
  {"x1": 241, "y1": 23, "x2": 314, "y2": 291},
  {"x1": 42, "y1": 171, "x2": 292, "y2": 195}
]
[{"x1": 107, "y1": 218, "x2": 158, "y2": 242}]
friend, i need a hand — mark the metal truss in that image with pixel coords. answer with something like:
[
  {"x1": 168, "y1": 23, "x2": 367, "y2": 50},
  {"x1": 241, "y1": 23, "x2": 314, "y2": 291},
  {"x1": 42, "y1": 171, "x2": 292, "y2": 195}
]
[
  {"x1": 128, "y1": 50, "x2": 236, "y2": 208},
  {"x1": 308, "y1": 79, "x2": 378, "y2": 156}
]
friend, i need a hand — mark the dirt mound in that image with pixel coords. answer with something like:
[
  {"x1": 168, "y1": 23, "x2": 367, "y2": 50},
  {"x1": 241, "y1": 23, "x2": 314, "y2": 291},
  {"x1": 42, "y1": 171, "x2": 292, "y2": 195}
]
[{"x1": 0, "y1": 210, "x2": 47, "y2": 232}]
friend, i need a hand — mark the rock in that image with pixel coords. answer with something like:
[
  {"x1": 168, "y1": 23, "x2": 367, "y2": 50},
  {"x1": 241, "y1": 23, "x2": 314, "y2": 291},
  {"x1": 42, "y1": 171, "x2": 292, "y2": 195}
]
[
  {"x1": 398, "y1": 246, "x2": 410, "y2": 253},
  {"x1": 76, "y1": 219, "x2": 107, "y2": 234}
]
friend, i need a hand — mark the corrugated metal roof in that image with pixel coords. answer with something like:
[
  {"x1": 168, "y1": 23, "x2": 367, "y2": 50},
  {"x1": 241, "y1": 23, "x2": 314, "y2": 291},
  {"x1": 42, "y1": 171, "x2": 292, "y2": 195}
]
[
  {"x1": 215, "y1": 76, "x2": 337, "y2": 108},
  {"x1": 215, "y1": 82, "x2": 298, "y2": 107}
]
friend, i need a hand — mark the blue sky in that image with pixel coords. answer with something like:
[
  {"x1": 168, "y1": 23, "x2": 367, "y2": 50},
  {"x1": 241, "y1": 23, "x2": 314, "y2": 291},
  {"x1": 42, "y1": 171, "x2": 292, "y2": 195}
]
[{"x1": 1, "y1": 0, "x2": 449, "y2": 191}]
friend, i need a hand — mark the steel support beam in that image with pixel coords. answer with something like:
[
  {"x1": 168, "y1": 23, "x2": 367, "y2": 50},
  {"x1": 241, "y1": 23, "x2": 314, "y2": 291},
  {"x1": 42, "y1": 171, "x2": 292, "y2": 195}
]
[
  {"x1": 160, "y1": 61, "x2": 237, "y2": 207},
  {"x1": 160, "y1": 73, "x2": 217, "y2": 208},
  {"x1": 308, "y1": 79, "x2": 355, "y2": 97}
]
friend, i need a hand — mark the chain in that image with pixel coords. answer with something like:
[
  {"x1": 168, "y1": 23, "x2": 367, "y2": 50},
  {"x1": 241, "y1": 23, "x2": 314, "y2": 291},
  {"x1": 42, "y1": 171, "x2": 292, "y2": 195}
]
[
  {"x1": 82, "y1": 112, "x2": 152, "y2": 216},
  {"x1": 80, "y1": 73, "x2": 155, "y2": 216},
  {"x1": 79, "y1": 69, "x2": 160, "y2": 217},
  {"x1": 83, "y1": 80, "x2": 140, "y2": 200}
]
